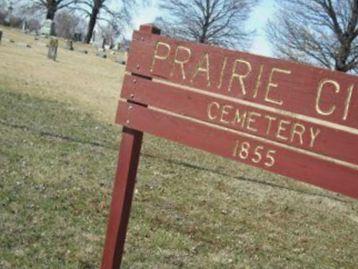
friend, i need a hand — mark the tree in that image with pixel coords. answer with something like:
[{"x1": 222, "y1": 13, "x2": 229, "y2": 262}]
[
  {"x1": 97, "y1": 19, "x2": 122, "y2": 48},
  {"x1": 27, "y1": 18, "x2": 42, "y2": 32},
  {"x1": 0, "y1": 1, "x2": 25, "y2": 27},
  {"x1": 267, "y1": 0, "x2": 358, "y2": 73},
  {"x1": 54, "y1": 10, "x2": 87, "y2": 39},
  {"x1": 77, "y1": 0, "x2": 135, "y2": 44},
  {"x1": 0, "y1": 8, "x2": 9, "y2": 26},
  {"x1": 156, "y1": 0, "x2": 259, "y2": 49},
  {"x1": 30, "y1": 0, "x2": 79, "y2": 20}
]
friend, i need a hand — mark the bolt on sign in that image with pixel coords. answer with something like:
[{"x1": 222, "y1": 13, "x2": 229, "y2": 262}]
[{"x1": 101, "y1": 24, "x2": 358, "y2": 268}]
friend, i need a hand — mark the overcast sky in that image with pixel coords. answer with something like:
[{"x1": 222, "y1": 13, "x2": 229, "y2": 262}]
[{"x1": 128, "y1": 0, "x2": 277, "y2": 57}]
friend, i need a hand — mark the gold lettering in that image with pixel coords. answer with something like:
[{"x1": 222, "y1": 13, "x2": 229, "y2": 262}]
[
  {"x1": 151, "y1": 42, "x2": 171, "y2": 73},
  {"x1": 191, "y1": 53, "x2": 211, "y2": 86},
  {"x1": 343, "y1": 84, "x2": 354, "y2": 120},
  {"x1": 228, "y1": 59, "x2": 252, "y2": 94},
  {"x1": 265, "y1": 68, "x2": 291, "y2": 106},
  {"x1": 233, "y1": 140, "x2": 240, "y2": 157},
  {"x1": 290, "y1": 123, "x2": 305, "y2": 145},
  {"x1": 315, "y1": 79, "x2": 339, "y2": 116},
  {"x1": 170, "y1": 46, "x2": 192, "y2": 80},
  {"x1": 246, "y1": 112, "x2": 261, "y2": 132},
  {"x1": 220, "y1": 105, "x2": 233, "y2": 124},
  {"x1": 264, "y1": 115, "x2": 277, "y2": 135},
  {"x1": 276, "y1": 119, "x2": 291, "y2": 141},
  {"x1": 207, "y1": 102, "x2": 220, "y2": 120},
  {"x1": 253, "y1": 65, "x2": 264, "y2": 98},
  {"x1": 309, "y1": 128, "x2": 321, "y2": 148},
  {"x1": 217, "y1": 57, "x2": 228, "y2": 89},
  {"x1": 232, "y1": 109, "x2": 247, "y2": 128}
]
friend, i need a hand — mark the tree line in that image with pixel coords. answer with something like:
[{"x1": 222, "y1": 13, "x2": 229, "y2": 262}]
[
  {"x1": 0, "y1": 0, "x2": 135, "y2": 46},
  {"x1": 0, "y1": 0, "x2": 357, "y2": 73}
]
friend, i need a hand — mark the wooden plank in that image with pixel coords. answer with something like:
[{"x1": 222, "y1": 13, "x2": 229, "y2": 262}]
[
  {"x1": 121, "y1": 74, "x2": 357, "y2": 165},
  {"x1": 101, "y1": 25, "x2": 160, "y2": 269},
  {"x1": 100, "y1": 128, "x2": 143, "y2": 269},
  {"x1": 126, "y1": 30, "x2": 358, "y2": 130},
  {"x1": 116, "y1": 101, "x2": 358, "y2": 199}
]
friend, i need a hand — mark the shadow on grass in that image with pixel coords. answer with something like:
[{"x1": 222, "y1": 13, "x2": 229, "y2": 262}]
[
  {"x1": 0, "y1": 119, "x2": 114, "y2": 150},
  {"x1": 0, "y1": 88, "x2": 347, "y2": 204},
  {"x1": 141, "y1": 152, "x2": 347, "y2": 203},
  {"x1": 0, "y1": 117, "x2": 346, "y2": 204}
]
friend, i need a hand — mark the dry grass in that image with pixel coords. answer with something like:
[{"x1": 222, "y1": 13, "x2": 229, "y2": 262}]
[
  {"x1": 0, "y1": 27, "x2": 357, "y2": 269},
  {"x1": 0, "y1": 26, "x2": 124, "y2": 123}
]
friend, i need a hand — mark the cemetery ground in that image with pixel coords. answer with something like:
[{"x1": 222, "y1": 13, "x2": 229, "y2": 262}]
[{"x1": 0, "y1": 27, "x2": 358, "y2": 269}]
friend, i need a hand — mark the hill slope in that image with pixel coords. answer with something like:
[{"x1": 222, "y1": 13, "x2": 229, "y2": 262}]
[{"x1": 0, "y1": 28, "x2": 357, "y2": 268}]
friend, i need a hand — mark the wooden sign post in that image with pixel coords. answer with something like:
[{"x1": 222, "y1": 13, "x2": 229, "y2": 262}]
[{"x1": 101, "y1": 24, "x2": 358, "y2": 268}]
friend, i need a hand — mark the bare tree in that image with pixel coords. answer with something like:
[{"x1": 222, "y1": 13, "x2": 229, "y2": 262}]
[
  {"x1": 156, "y1": 0, "x2": 259, "y2": 49},
  {"x1": 54, "y1": 10, "x2": 87, "y2": 39},
  {"x1": 28, "y1": 0, "x2": 79, "y2": 20},
  {"x1": 267, "y1": 0, "x2": 358, "y2": 73},
  {"x1": 27, "y1": 18, "x2": 42, "y2": 32},
  {"x1": 0, "y1": 1, "x2": 11, "y2": 25},
  {"x1": 0, "y1": 1, "x2": 25, "y2": 27},
  {"x1": 0, "y1": 9, "x2": 8, "y2": 26},
  {"x1": 96, "y1": 19, "x2": 122, "y2": 48},
  {"x1": 77, "y1": 0, "x2": 135, "y2": 44}
]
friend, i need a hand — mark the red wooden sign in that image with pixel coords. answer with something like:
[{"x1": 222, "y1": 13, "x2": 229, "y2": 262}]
[{"x1": 101, "y1": 24, "x2": 358, "y2": 268}]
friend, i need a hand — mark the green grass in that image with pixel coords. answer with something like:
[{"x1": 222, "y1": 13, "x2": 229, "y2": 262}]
[
  {"x1": 0, "y1": 88, "x2": 118, "y2": 268},
  {"x1": 1, "y1": 86, "x2": 358, "y2": 269}
]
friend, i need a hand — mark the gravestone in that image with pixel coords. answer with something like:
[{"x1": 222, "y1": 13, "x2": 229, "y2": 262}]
[
  {"x1": 91, "y1": 31, "x2": 96, "y2": 43},
  {"x1": 116, "y1": 51, "x2": 127, "y2": 65},
  {"x1": 41, "y1": 19, "x2": 55, "y2": 36},
  {"x1": 0, "y1": 30, "x2": 2, "y2": 44},
  {"x1": 22, "y1": 21, "x2": 28, "y2": 33},
  {"x1": 48, "y1": 38, "x2": 58, "y2": 61},
  {"x1": 4, "y1": 13, "x2": 10, "y2": 26},
  {"x1": 17, "y1": 42, "x2": 31, "y2": 48},
  {"x1": 33, "y1": 30, "x2": 40, "y2": 37},
  {"x1": 64, "y1": 39, "x2": 73, "y2": 50},
  {"x1": 74, "y1": 33, "x2": 82, "y2": 42},
  {"x1": 96, "y1": 48, "x2": 107, "y2": 59}
]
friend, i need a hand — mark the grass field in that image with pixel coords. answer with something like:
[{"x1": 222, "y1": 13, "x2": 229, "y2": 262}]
[{"x1": 1, "y1": 27, "x2": 358, "y2": 269}]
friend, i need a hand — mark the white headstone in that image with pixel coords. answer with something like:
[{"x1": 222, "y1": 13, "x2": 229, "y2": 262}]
[
  {"x1": 64, "y1": 39, "x2": 74, "y2": 50},
  {"x1": 41, "y1": 19, "x2": 55, "y2": 36},
  {"x1": 96, "y1": 48, "x2": 107, "y2": 58},
  {"x1": 22, "y1": 21, "x2": 28, "y2": 32},
  {"x1": 116, "y1": 52, "x2": 127, "y2": 65},
  {"x1": 91, "y1": 31, "x2": 96, "y2": 43}
]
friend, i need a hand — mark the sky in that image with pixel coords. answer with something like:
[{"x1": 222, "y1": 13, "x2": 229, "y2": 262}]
[{"x1": 128, "y1": 0, "x2": 277, "y2": 57}]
